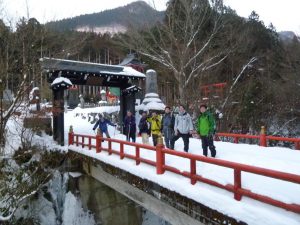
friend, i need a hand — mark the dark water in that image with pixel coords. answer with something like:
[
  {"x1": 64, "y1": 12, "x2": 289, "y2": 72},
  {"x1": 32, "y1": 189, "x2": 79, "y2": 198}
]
[{"x1": 69, "y1": 174, "x2": 170, "y2": 225}]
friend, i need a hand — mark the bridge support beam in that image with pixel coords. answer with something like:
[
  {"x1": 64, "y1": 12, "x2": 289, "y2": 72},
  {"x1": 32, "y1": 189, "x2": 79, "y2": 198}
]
[
  {"x1": 68, "y1": 151, "x2": 246, "y2": 225},
  {"x1": 82, "y1": 161, "x2": 204, "y2": 225}
]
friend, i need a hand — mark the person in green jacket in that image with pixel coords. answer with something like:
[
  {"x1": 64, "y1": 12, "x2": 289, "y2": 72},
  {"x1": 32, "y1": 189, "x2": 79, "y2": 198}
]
[{"x1": 196, "y1": 104, "x2": 217, "y2": 157}]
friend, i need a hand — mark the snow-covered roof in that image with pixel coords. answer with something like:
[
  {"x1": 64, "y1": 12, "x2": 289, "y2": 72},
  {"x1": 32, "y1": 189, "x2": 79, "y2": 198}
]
[
  {"x1": 51, "y1": 77, "x2": 73, "y2": 87},
  {"x1": 41, "y1": 57, "x2": 146, "y2": 79},
  {"x1": 146, "y1": 69, "x2": 156, "y2": 74},
  {"x1": 122, "y1": 85, "x2": 142, "y2": 95}
]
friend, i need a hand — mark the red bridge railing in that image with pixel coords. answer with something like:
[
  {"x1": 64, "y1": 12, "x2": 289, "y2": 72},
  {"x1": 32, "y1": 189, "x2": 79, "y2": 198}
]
[
  {"x1": 215, "y1": 126, "x2": 300, "y2": 150},
  {"x1": 68, "y1": 129, "x2": 300, "y2": 214}
]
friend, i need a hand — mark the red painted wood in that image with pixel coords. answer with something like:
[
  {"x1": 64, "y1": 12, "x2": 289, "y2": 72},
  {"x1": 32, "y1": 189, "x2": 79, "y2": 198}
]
[{"x1": 71, "y1": 133, "x2": 300, "y2": 213}]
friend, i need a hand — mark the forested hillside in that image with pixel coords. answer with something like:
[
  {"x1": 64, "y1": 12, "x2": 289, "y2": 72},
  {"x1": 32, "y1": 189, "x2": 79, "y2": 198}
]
[{"x1": 46, "y1": 1, "x2": 164, "y2": 32}]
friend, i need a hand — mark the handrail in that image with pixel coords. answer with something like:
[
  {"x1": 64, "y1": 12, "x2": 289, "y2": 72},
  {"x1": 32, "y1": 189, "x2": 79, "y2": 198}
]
[
  {"x1": 217, "y1": 132, "x2": 260, "y2": 139},
  {"x1": 216, "y1": 128, "x2": 300, "y2": 150},
  {"x1": 68, "y1": 130, "x2": 300, "y2": 214}
]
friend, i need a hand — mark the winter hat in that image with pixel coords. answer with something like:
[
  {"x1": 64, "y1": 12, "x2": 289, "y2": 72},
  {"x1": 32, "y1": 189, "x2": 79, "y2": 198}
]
[{"x1": 199, "y1": 104, "x2": 207, "y2": 109}]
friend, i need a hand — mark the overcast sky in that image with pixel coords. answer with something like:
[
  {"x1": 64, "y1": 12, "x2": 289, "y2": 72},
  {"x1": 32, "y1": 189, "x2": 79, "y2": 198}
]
[
  {"x1": 1, "y1": 0, "x2": 299, "y2": 34},
  {"x1": 224, "y1": 0, "x2": 300, "y2": 34}
]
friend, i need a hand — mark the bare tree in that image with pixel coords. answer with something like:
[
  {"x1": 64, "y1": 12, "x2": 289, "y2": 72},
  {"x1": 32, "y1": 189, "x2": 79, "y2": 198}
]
[
  {"x1": 121, "y1": 0, "x2": 230, "y2": 104},
  {"x1": 221, "y1": 57, "x2": 257, "y2": 109}
]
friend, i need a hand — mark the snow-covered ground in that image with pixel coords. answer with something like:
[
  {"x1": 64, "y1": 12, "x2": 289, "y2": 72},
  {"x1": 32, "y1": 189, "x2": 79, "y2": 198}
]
[
  {"x1": 66, "y1": 108, "x2": 300, "y2": 225},
  {"x1": 2, "y1": 107, "x2": 169, "y2": 225}
]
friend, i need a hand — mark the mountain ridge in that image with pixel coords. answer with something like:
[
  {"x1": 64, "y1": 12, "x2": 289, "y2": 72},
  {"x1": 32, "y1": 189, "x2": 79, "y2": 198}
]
[{"x1": 46, "y1": 1, "x2": 165, "y2": 34}]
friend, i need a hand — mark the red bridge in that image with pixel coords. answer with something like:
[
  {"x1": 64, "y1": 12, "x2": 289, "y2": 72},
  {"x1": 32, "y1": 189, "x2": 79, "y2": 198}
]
[{"x1": 68, "y1": 128, "x2": 300, "y2": 225}]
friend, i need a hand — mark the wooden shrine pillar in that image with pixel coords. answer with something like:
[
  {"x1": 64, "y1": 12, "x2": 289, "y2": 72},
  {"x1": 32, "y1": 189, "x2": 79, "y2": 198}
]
[
  {"x1": 52, "y1": 88, "x2": 65, "y2": 146},
  {"x1": 51, "y1": 80, "x2": 72, "y2": 146},
  {"x1": 119, "y1": 86, "x2": 141, "y2": 134}
]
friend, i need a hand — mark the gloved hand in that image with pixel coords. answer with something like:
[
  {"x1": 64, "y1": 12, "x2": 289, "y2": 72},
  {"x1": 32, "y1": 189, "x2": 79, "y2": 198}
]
[{"x1": 208, "y1": 133, "x2": 214, "y2": 140}]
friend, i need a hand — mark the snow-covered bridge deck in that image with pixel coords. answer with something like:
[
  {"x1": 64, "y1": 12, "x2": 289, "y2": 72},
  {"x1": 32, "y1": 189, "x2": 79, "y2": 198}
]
[{"x1": 68, "y1": 132, "x2": 300, "y2": 225}]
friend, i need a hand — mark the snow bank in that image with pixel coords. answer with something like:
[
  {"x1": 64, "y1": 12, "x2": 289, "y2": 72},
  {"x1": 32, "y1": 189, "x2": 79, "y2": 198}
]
[{"x1": 71, "y1": 105, "x2": 120, "y2": 115}]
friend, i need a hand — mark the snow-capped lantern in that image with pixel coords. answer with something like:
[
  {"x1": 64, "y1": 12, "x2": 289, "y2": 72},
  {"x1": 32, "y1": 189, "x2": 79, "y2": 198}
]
[
  {"x1": 100, "y1": 89, "x2": 107, "y2": 101},
  {"x1": 29, "y1": 87, "x2": 41, "y2": 111}
]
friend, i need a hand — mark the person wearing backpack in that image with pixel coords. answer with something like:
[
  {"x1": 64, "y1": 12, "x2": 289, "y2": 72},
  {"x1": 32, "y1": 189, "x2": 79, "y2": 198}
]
[
  {"x1": 161, "y1": 106, "x2": 175, "y2": 148},
  {"x1": 138, "y1": 111, "x2": 150, "y2": 144},
  {"x1": 196, "y1": 104, "x2": 217, "y2": 157}
]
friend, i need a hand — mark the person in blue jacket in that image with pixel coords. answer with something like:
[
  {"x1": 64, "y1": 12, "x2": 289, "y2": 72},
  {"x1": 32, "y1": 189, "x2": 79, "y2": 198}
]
[{"x1": 93, "y1": 114, "x2": 116, "y2": 138}]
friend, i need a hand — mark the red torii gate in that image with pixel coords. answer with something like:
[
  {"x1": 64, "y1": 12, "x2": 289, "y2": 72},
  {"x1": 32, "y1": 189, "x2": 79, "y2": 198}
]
[{"x1": 201, "y1": 82, "x2": 227, "y2": 98}]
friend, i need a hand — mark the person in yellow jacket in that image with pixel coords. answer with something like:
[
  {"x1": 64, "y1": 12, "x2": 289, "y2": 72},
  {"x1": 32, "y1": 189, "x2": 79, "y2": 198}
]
[{"x1": 147, "y1": 111, "x2": 162, "y2": 146}]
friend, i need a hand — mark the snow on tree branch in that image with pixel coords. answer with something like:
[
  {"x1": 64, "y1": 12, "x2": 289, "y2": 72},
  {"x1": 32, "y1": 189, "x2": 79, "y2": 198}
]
[
  {"x1": 0, "y1": 172, "x2": 52, "y2": 222},
  {"x1": 221, "y1": 57, "x2": 258, "y2": 109}
]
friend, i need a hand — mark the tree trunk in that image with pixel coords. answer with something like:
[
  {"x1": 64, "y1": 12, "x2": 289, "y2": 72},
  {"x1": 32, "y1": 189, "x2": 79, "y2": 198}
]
[
  {"x1": 178, "y1": 85, "x2": 186, "y2": 105},
  {"x1": 176, "y1": 72, "x2": 186, "y2": 105},
  {"x1": 0, "y1": 117, "x2": 7, "y2": 153}
]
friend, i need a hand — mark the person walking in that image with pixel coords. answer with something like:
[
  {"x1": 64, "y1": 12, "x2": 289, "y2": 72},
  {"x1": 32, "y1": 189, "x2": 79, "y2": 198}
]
[
  {"x1": 124, "y1": 110, "x2": 136, "y2": 142},
  {"x1": 170, "y1": 105, "x2": 193, "y2": 152},
  {"x1": 138, "y1": 111, "x2": 150, "y2": 144},
  {"x1": 161, "y1": 106, "x2": 175, "y2": 148},
  {"x1": 147, "y1": 111, "x2": 162, "y2": 146},
  {"x1": 93, "y1": 114, "x2": 116, "y2": 138},
  {"x1": 196, "y1": 104, "x2": 217, "y2": 157}
]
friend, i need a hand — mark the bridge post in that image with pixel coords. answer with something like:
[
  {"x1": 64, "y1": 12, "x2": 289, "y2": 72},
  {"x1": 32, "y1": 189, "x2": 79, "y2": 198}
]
[
  {"x1": 234, "y1": 169, "x2": 242, "y2": 201},
  {"x1": 190, "y1": 159, "x2": 196, "y2": 185},
  {"x1": 136, "y1": 147, "x2": 140, "y2": 165},
  {"x1": 120, "y1": 143, "x2": 125, "y2": 159},
  {"x1": 96, "y1": 128, "x2": 102, "y2": 153},
  {"x1": 108, "y1": 140, "x2": 112, "y2": 155},
  {"x1": 156, "y1": 136, "x2": 165, "y2": 174},
  {"x1": 214, "y1": 134, "x2": 220, "y2": 141},
  {"x1": 88, "y1": 137, "x2": 92, "y2": 150},
  {"x1": 234, "y1": 137, "x2": 239, "y2": 144},
  {"x1": 68, "y1": 125, "x2": 74, "y2": 145},
  {"x1": 260, "y1": 126, "x2": 267, "y2": 147}
]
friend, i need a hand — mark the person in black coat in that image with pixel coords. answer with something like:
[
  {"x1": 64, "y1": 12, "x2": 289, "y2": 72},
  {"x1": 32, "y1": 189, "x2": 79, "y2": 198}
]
[
  {"x1": 138, "y1": 111, "x2": 150, "y2": 144},
  {"x1": 124, "y1": 110, "x2": 136, "y2": 142},
  {"x1": 161, "y1": 106, "x2": 175, "y2": 148}
]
